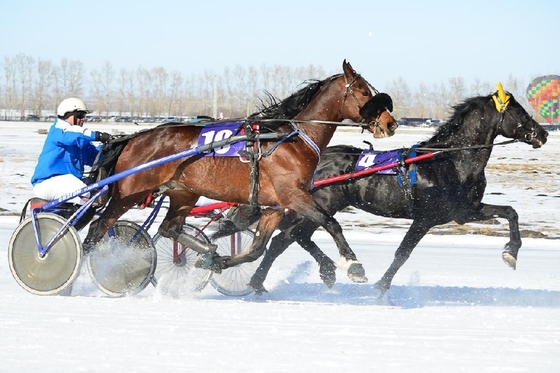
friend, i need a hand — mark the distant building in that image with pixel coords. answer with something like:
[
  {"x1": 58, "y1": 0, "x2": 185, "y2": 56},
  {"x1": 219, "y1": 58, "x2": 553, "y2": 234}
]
[{"x1": 399, "y1": 117, "x2": 432, "y2": 127}]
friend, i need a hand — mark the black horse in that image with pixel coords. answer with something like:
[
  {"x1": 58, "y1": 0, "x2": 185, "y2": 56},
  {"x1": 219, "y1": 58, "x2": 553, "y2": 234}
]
[{"x1": 234, "y1": 85, "x2": 548, "y2": 296}]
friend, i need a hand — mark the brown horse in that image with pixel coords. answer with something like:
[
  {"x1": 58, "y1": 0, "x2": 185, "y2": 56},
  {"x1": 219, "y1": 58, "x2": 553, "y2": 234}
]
[{"x1": 83, "y1": 60, "x2": 398, "y2": 276}]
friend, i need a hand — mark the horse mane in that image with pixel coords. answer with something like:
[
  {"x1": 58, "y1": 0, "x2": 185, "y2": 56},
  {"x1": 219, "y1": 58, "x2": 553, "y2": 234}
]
[
  {"x1": 250, "y1": 74, "x2": 341, "y2": 130},
  {"x1": 419, "y1": 94, "x2": 494, "y2": 147}
]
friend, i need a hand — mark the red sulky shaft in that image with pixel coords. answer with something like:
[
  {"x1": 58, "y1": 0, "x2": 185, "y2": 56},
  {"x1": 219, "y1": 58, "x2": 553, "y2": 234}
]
[{"x1": 313, "y1": 152, "x2": 435, "y2": 188}]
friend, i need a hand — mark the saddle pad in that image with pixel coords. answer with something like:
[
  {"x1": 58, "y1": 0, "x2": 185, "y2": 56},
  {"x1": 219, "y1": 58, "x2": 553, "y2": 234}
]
[
  {"x1": 355, "y1": 149, "x2": 400, "y2": 174},
  {"x1": 355, "y1": 149, "x2": 417, "y2": 187},
  {"x1": 197, "y1": 121, "x2": 246, "y2": 157}
]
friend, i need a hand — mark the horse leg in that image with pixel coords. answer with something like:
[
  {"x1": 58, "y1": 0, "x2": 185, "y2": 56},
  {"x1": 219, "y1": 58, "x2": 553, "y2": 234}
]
[
  {"x1": 82, "y1": 198, "x2": 137, "y2": 254},
  {"x1": 250, "y1": 218, "x2": 337, "y2": 293},
  {"x1": 288, "y1": 196, "x2": 367, "y2": 283},
  {"x1": 375, "y1": 219, "x2": 432, "y2": 296},
  {"x1": 249, "y1": 229, "x2": 295, "y2": 294},
  {"x1": 458, "y1": 203, "x2": 521, "y2": 269},
  {"x1": 158, "y1": 193, "x2": 217, "y2": 255},
  {"x1": 206, "y1": 208, "x2": 284, "y2": 271},
  {"x1": 297, "y1": 236, "x2": 338, "y2": 288},
  {"x1": 290, "y1": 220, "x2": 337, "y2": 287}
]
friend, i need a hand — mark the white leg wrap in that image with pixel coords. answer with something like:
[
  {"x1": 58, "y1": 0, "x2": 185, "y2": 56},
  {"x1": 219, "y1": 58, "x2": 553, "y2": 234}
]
[{"x1": 334, "y1": 256, "x2": 359, "y2": 270}]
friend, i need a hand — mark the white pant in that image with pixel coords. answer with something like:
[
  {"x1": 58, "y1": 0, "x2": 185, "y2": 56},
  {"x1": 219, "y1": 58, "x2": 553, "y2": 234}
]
[
  {"x1": 195, "y1": 196, "x2": 219, "y2": 206},
  {"x1": 33, "y1": 174, "x2": 90, "y2": 205}
]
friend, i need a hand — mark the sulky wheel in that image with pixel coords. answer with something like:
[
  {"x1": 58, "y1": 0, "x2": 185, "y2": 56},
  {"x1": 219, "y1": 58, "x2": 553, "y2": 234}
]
[
  {"x1": 87, "y1": 220, "x2": 156, "y2": 297},
  {"x1": 152, "y1": 224, "x2": 213, "y2": 296},
  {"x1": 8, "y1": 213, "x2": 82, "y2": 296},
  {"x1": 210, "y1": 229, "x2": 261, "y2": 296}
]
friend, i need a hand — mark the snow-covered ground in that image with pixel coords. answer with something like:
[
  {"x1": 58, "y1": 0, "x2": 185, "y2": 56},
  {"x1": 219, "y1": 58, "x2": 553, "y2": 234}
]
[{"x1": 0, "y1": 121, "x2": 559, "y2": 372}]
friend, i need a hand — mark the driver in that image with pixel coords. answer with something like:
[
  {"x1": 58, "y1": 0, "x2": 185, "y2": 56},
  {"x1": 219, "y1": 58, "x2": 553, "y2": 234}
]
[{"x1": 31, "y1": 97, "x2": 112, "y2": 205}]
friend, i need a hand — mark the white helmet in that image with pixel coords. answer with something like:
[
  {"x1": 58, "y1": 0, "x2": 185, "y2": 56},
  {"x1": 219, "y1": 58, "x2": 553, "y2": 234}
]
[{"x1": 57, "y1": 97, "x2": 92, "y2": 117}]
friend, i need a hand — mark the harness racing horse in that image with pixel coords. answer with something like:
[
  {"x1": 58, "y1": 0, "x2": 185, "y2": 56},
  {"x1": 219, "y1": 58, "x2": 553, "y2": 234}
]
[
  {"x1": 82, "y1": 60, "x2": 398, "y2": 278},
  {"x1": 242, "y1": 83, "x2": 548, "y2": 296}
]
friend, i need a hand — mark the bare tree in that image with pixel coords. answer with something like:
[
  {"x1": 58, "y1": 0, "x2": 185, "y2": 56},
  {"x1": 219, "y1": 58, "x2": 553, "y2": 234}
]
[
  {"x1": 231, "y1": 64, "x2": 249, "y2": 116},
  {"x1": 32, "y1": 58, "x2": 54, "y2": 116},
  {"x1": 101, "y1": 62, "x2": 115, "y2": 116},
  {"x1": 2, "y1": 56, "x2": 17, "y2": 119},
  {"x1": 412, "y1": 83, "x2": 431, "y2": 118},
  {"x1": 121, "y1": 68, "x2": 137, "y2": 119},
  {"x1": 0, "y1": 53, "x2": 542, "y2": 123},
  {"x1": 152, "y1": 67, "x2": 169, "y2": 116},
  {"x1": 432, "y1": 82, "x2": 451, "y2": 120},
  {"x1": 447, "y1": 76, "x2": 466, "y2": 106},
  {"x1": 168, "y1": 70, "x2": 183, "y2": 117},
  {"x1": 222, "y1": 66, "x2": 235, "y2": 117},
  {"x1": 57, "y1": 58, "x2": 86, "y2": 98},
  {"x1": 89, "y1": 68, "x2": 103, "y2": 116},
  {"x1": 135, "y1": 66, "x2": 151, "y2": 117},
  {"x1": 14, "y1": 53, "x2": 34, "y2": 117},
  {"x1": 387, "y1": 76, "x2": 412, "y2": 118}
]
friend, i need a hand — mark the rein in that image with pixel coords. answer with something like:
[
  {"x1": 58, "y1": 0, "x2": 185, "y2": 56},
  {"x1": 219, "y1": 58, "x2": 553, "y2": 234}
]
[
  {"x1": 412, "y1": 139, "x2": 517, "y2": 153},
  {"x1": 257, "y1": 117, "x2": 371, "y2": 128}
]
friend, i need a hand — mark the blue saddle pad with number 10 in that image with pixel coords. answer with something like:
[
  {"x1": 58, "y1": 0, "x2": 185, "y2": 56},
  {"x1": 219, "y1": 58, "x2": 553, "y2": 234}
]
[{"x1": 197, "y1": 121, "x2": 246, "y2": 157}]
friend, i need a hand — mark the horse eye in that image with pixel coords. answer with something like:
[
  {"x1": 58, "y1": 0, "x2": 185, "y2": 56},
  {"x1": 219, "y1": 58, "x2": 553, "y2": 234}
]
[{"x1": 362, "y1": 91, "x2": 370, "y2": 97}]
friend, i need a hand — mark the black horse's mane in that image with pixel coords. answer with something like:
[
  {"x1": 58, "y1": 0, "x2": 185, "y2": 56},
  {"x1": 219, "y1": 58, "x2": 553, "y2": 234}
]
[
  {"x1": 250, "y1": 74, "x2": 342, "y2": 130},
  {"x1": 418, "y1": 94, "x2": 495, "y2": 147}
]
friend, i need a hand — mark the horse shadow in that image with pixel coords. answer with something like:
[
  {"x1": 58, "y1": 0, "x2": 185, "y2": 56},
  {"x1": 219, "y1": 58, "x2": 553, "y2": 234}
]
[
  {"x1": 206, "y1": 261, "x2": 560, "y2": 309},
  {"x1": 237, "y1": 281, "x2": 560, "y2": 309}
]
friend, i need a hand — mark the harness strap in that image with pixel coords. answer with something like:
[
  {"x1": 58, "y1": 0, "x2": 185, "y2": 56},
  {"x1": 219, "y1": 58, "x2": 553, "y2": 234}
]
[
  {"x1": 261, "y1": 130, "x2": 298, "y2": 157},
  {"x1": 296, "y1": 124, "x2": 322, "y2": 158},
  {"x1": 261, "y1": 121, "x2": 321, "y2": 159},
  {"x1": 242, "y1": 122, "x2": 260, "y2": 207},
  {"x1": 397, "y1": 149, "x2": 414, "y2": 201}
]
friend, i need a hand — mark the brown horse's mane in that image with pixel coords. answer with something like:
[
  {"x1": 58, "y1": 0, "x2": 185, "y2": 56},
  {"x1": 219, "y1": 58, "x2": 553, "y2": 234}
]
[{"x1": 250, "y1": 74, "x2": 342, "y2": 130}]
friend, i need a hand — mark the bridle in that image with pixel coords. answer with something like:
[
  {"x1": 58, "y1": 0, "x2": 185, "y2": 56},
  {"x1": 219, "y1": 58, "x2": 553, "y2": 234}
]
[
  {"x1": 340, "y1": 73, "x2": 379, "y2": 113},
  {"x1": 498, "y1": 107, "x2": 539, "y2": 143},
  {"x1": 340, "y1": 73, "x2": 387, "y2": 132},
  {"x1": 491, "y1": 84, "x2": 539, "y2": 144},
  {"x1": 361, "y1": 109, "x2": 393, "y2": 134}
]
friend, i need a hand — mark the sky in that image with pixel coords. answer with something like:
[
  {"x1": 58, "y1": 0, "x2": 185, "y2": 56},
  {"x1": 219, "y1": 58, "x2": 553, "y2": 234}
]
[
  {"x1": 0, "y1": 123, "x2": 559, "y2": 371},
  {"x1": 1, "y1": 0, "x2": 559, "y2": 91}
]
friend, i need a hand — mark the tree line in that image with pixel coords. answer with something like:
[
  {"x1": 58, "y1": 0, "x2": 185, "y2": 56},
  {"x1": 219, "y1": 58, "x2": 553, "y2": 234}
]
[{"x1": 0, "y1": 53, "x2": 541, "y2": 122}]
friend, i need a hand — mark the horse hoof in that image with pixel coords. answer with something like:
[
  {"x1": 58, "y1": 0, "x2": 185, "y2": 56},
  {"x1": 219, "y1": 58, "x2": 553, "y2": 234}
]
[
  {"x1": 82, "y1": 241, "x2": 95, "y2": 255},
  {"x1": 195, "y1": 252, "x2": 215, "y2": 270},
  {"x1": 321, "y1": 274, "x2": 336, "y2": 289},
  {"x1": 502, "y1": 251, "x2": 517, "y2": 270},
  {"x1": 350, "y1": 275, "x2": 368, "y2": 283},
  {"x1": 250, "y1": 281, "x2": 268, "y2": 295},
  {"x1": 348, "y1": 263, "x2": 368, "y2": 283},
  {"x1": 373, "y1": 280, "x2": 390, "y2": 297},
  {"x1": 320, "y1": 267, "x2": 336, "y2": 288}
]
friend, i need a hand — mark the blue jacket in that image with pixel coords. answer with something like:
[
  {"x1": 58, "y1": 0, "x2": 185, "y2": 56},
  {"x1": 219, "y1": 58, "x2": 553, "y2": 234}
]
[{"x1": 31, "y1": 119, "x2": 102, "y2": 185}]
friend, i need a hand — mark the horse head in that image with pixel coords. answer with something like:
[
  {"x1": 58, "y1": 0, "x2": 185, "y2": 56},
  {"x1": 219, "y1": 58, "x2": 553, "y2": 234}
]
[
  {"x1": 339, "y1": 60, "x2": 377, "y2": 121},
  {"x1": 493, "y1": 83, "x2": 548, "y2": 148},
  {"x1": 359, "y1": 92, "x2": 398, "y2": 138}
]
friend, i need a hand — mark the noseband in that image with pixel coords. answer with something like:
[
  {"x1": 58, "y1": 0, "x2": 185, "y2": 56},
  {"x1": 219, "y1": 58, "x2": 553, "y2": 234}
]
[
  {"x1": 499, "y1": 108, "x2": 538, "y2": 143},
  {"x1": 360, "y1": 110, "x2": 390, "y2": 133}
]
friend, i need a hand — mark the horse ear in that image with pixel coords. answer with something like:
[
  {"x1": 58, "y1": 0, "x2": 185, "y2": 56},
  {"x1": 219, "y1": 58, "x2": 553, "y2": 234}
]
[
  {"x1": 492, "y1": 82, "x2": 511, "y2": 112},
  {"x1": 342, "y1": 60, "x2": 356, "y2": 77}
]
